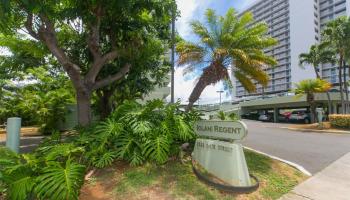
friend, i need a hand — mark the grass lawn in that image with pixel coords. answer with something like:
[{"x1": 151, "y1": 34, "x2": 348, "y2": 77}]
[{"x1": 80, "y1": 150, "x2": 307, "y2": 200}]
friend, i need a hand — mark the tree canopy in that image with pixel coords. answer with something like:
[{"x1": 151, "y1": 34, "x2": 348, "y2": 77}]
[{"x1": 0, "y1": 0, "x2": 175, "y2": 125}]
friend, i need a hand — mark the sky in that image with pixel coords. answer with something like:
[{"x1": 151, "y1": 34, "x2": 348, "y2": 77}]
[{"x1": 170, "y1": 0, "x2": 256, "y2": 105}]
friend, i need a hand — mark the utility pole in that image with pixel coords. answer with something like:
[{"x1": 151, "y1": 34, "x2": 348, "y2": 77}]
[
  {"x1": 170, "y1": 3, "x2": 175, "y2": 103},
  {"x1": 217, "y1": 90, "x2": 224, "y2": 106}
]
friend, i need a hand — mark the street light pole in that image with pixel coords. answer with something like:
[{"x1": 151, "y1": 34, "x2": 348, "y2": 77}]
[
  {"x1": 170, "y1": 3, "x2": 175, "y2": 104},
  {"x1": 216, "y1": 90, "x2": 224, "y2": 106}
]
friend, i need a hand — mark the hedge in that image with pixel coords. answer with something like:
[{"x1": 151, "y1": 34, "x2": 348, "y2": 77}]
[{"x1": 329, "y1": 115, "x2": 350, "y2": 129}]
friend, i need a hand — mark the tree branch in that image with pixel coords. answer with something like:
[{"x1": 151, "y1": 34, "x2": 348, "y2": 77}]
[
  {"x1": 87, "y1": 10, "x2": 102, "y2": 60},
  {"x1": 85, "y1": 50, "x2": 119, "y2": 83},
  {"x1": 38, "y1": 14, "x2": 84, "y2": 90},
  {"x1": 85, "y1": 5, "x2": 120, "y2": 84},
  {"x1": 92, "y1": 63, "x2": 131, "y2": 90},
  {"x1": 24, "y1": 14, "x2": 39, "y2": 40}
]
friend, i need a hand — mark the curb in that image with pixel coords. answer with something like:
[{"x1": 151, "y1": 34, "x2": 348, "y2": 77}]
[
  {"x1": 244, "y1": 146, "x2": 312, "y2": 177},
  {"x1": 281, "y1": 127, "x2": 350, "y2": 134}
]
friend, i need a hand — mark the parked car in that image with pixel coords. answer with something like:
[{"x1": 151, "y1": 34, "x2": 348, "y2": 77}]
[
  {"x1": 289, "y1": 110, "x2": 311, "y2": 124},
  {"x1": 241, "y1": 112, "x2": 260, "y2": 120},
  {"x1": 258, "y1": 113, "x2": 273, "y2": 122},
  {"x1": 278, "y1": 112, "x2": 291, "y2": 122}
]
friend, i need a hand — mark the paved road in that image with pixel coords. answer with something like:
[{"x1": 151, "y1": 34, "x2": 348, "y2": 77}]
[
  {"x1": 2, "y1": 120, "x2": 350, "y2": 174},
  {"x1": 242, "y1": 120, "x2": 350, "y2": 174},
  {"x1": 0, "y1": 136, "x2": 44, "y2": 153}
]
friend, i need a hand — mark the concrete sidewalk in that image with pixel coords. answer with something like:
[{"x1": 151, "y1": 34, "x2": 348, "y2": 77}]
[{"x1": 280, "y1": 152, "x2": 350, "y2": 200}]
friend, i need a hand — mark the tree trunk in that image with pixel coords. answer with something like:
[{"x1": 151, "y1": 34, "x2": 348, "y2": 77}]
[
  {"x1": 76, "y1": 90, "x2": 92, "y2": 126},
  {"x1": 97, "y1": 89, "x2": 113, "y2": 119},
  {"x1": 307, "y1": 93, "x2": 316, "y2": 123},
  {"x1": 326, "y1": 92, "x2": 333, "y2": 114},
  {"x1": 342, "y1": 61, "x2": 349, "y2": 113},
  {"x1": 310, "y1": 103, "x2": 316, "y2": 123},
  {"x1": 315, "y1": 66, "x2": 332, "y2": 114},
  {"x1": 186, "y1": 76, "x2": 209, "y2": 112},
  {"x1": 339, "y1": 56, "x2": 345, "y2": 114}
]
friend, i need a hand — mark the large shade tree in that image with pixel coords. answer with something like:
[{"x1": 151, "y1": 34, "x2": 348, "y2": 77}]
[
  {"x1": 176, "y1": 9, "x2": 277, "y2": 110},
  {"x1": 294, "y1": 79, "x2": 332, "y2": 123},
  {"x1": 0, "y1": 0, "x2": 175, "y2": 125},
  {"x1": 299, "y1": 43, "x2": 336, "y2": 113}
]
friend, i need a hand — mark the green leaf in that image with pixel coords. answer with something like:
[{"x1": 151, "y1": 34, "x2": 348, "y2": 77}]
[
  {"x1": 2, "y1": 167, "x2": 35, "y2": 200},
  {"x1": 143, "y1": 135, "x2": 170, "y2": 165},
  {"x1": 35, "y1": 159, "x2": 85, "y2": 200}
]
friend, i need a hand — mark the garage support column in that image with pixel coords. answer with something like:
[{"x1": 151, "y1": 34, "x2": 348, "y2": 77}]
[
  {"x1": 332, "y1": 103, "x2": 338, "y2": 114},
  {"x1": 273, "y1": 107, "x2": 278, "y2": 123}
]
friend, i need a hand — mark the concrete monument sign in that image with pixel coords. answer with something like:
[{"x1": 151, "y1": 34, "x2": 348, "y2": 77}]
[
  {"x1": 192, "y1": 120, "x2": 254, "y2": 188},
  {"x1": 195, "y1": 120, "x2": 247, "y2": 141}
]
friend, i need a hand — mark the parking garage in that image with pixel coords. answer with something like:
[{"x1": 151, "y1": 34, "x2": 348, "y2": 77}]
[{"x1": 239, "y1": 93, "x2": 342, "y2": 123}]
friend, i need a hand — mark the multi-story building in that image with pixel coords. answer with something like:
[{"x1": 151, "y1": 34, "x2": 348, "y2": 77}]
[
  {"x1": 319, "y1": 0, "x2": 350, "y2": 84},
  {"x1": 233, "y1": 0, "x2": 350, "y2": 98},
  {"x1": 141, "y1": 74, "x2": 171, "y2": 102}
]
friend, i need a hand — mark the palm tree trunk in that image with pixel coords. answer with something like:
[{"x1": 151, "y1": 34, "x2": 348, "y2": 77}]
[
  {"x1": 310, "y1": 103, "x2": 317, "y2": 123},
  {"x1": 339, "y1": 55, "x2": 345, "y2": 114},
  {"x1": 186, "y1": 63, "x2": 229, "y2": 111},
  {"x1": 308, "y1": 93, "x2": 316, "y2": 123},
  {"x1": 342, "y1": 61, "x2": 349, "y2": 113},
  {"x1": 315, "y1": 66, "x2": 333, "y2": 114},
  {"x1": 186, "y1": 76, "x2": 210, "y2": 112}
]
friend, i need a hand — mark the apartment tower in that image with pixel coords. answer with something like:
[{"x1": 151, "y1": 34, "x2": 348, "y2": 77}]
[{"x1": 233, "y1": 0, "x2": 350, "y2": 98}]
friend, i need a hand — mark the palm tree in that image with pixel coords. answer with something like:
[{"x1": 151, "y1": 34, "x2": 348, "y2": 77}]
[
  {"x1": 322, "y1": 17, "x2": 349, "y2": 113},
  {"x1": 176, "y1": 8, "x2": 277, "y2": 111},
  {"x1": 294, "y1": 79, "x2": 332, "y2": 123},
  {"x1": 299, "y1": 43, "x2": 336, "y2": 113}
]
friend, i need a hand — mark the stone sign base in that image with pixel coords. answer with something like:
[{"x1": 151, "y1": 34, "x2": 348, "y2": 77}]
[{"x1": 192, "y1": 138, "x2": 251, "y2": 187}]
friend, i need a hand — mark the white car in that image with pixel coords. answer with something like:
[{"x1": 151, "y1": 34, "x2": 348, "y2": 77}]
[{"x1": 289, "y1": 110, "x2": 311, "y2": 124}]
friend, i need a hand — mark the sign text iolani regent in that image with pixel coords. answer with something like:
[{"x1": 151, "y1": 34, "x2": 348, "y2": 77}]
[{"x1": 197, "y1": 125, "x2": 242, "y2": 134}]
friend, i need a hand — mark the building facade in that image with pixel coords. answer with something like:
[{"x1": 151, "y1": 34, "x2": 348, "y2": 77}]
[
  {"x1": 319, "y1": 0, "x2": 350, "y2": 84},
  {"x1": 233, "y1": 0, "x2": 350, "y2": 98}
]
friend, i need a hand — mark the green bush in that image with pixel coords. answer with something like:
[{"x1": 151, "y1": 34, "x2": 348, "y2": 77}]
[
  {"x1": 79, "y1": 100, "x2": 200, "y2": 167},
  {"x1": 0, "y1": 100, "x2": 201, "y2": 199},
  {"x1": 0, "y1": 67, "x2": 74, "y2": 133},
  {"x1": 329, "y1": 114, "x2": 350, "y2": 128},
  {"x1": 0, "y1": 138, "x2": 86, "y2": 200},
  {"x1": 216, "y1": 111, "x2": 238, "y2": 121}
]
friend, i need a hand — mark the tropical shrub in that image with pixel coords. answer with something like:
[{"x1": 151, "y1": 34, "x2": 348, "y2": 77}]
[
  {"x1": 0, "y1": 100, "x2": 201, "y2": 199},
  {"x1": 329, "y1": 114, "x2": 350, "y2": 128},
  {"x1": 79, "y1": 100, "x2": 200, "y2": 167},
  {"x1": 216, "y1": 111, "x2": 238, "y2": 121},
  {"x1": 0, "y1": 139, "x2": 86, "y2": 200},
  {"x1": 0, "y1": 67, "x2": 74, "y2": 133}
]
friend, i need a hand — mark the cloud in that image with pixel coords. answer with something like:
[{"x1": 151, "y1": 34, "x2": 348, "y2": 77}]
[
  {"x1": 175, "y1": 0, "x2": 199, "y2": 38},
  {"x1": 175, "y1": 0, "x2": 214, "y2": 38}
]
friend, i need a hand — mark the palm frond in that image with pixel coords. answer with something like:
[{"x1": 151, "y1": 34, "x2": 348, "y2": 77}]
[
  {"x1": 234, "y1": 71, "x2": 256, "y2": 92},
  {"x1": 176, "y1": 41, "x2": 206, "y2": 66},
  {"x1": 190, "y1": 21, "x2": 215, "y2": 48}
]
